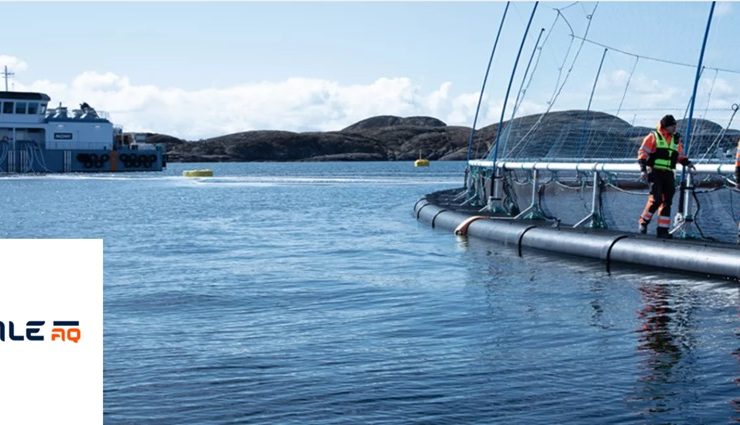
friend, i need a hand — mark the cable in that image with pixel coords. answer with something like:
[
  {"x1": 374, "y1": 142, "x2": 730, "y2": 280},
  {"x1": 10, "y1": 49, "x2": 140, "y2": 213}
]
[
  {"x1": 616, "y1": 56, "x2": 639, "y2": 117},
  {"x1": 571, "y1": 34, "x2": 740, "y2": 75},
  {"x1": 505, "y1": 2, "x2": 600, "y2": 158},
  {"x1": 698, "y1": 103, "x2": 739, "y2": 163}
]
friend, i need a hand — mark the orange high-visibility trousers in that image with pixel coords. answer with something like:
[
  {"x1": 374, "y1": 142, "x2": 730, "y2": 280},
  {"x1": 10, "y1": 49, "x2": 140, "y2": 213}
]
[{"x1": 639, "y1": 170, "x2": 675, "y2": 229}]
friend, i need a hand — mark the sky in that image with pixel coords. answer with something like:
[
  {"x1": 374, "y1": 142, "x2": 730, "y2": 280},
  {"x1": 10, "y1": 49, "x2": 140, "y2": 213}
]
[{"x1": 1, "y1": 1, "x2": 739, "y2": 139}]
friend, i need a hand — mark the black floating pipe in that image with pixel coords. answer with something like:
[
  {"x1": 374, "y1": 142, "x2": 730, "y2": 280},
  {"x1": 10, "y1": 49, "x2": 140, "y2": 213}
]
[{"x1": 415, "y1": 200, "x2": 740, "y2": 280}]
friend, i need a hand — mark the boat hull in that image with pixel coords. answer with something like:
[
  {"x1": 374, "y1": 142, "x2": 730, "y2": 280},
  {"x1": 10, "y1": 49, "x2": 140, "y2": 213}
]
[{"x1": 0, "y1": 145, "x2": 166, "y2": 173}]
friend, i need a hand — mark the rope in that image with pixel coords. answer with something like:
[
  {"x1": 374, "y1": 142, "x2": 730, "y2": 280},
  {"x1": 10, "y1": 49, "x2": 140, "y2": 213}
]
[
  {"x1": 605, "y1": 182, "x2": 649, "y2": 196},
  {"x1": 691, "y1": 68, "x2": 719, "y2": 147},
  {"x1": 690, "y1": 189, "x2": 717, "y2": 241},
  {"x1": 504, "y1": 2, "x2": 600, "y2": 158},
  {"x1": 500, "y1": 27, "x2": 546, "y2": 157},
  {"x1": 571, "y1": 34, "x2": 740, "y2": 75},
  {"x1": 616, "y1": 56, "x2": 639, "y2": 117},
  {"x1": 698, "y1": 103, "x2": 739, "y2": 163},
  {"x1": 701, "y1": 69, "x2": 719, "y2": 122}
]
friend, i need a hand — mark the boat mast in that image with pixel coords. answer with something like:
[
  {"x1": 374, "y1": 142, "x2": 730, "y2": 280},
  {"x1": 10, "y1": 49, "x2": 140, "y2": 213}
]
[{"x1": 2, "y1": 66, "x2": 14, "y2": 91}]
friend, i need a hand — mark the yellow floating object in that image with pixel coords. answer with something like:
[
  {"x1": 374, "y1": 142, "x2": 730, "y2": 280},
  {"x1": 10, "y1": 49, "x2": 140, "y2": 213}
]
[
  {"x1": 182, "y1": 169, "x2": 214, "y2": 177},
  {"x1": 414, "y1": 159, "x2": 430, "y2": 167}
]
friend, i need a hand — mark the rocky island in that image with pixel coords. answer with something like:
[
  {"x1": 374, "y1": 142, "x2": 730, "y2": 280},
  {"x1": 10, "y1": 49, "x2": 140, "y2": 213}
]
[{"x1": 146, "y1": 111, "x2": 739, "y2": 162}]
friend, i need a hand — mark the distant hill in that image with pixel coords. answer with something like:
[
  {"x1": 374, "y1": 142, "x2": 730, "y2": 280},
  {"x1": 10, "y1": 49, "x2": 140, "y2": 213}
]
[{"x1": 147, "y1": 110, "x2": 740, "y2": 162}]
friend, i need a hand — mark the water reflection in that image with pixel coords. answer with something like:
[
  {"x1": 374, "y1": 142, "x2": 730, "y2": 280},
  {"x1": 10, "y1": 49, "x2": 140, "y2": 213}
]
[
  {"x1": 733, "y1": 318, "x2": 740, "y2": 422},
  {"x1": 633, "y1": 282, "x2": 697, "y2": 419},
  {"x1": 589, "y1": 280, "x2": 607, "y2": 330}
]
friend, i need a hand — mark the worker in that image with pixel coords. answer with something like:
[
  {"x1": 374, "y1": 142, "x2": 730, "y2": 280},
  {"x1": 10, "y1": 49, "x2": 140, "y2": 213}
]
[{"x1": 637, "y1": 114, "x2": 695, "y2": 238}]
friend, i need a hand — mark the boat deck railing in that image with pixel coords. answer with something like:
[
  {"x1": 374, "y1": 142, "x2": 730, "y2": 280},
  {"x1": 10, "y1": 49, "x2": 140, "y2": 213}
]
[{"x1": 45, "y1": 109, "x2": 110, "y2": 121}]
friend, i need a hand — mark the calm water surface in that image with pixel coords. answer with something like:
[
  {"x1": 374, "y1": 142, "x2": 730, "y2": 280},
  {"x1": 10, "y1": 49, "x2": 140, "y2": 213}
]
[{"x1": 1, "y1": 162, "x2": 737, "y2": 424}]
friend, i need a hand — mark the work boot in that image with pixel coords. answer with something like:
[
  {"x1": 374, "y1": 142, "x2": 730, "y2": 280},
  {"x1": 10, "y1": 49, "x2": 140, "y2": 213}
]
[
  {"x1": 638, "y1": 222, "x2": 647, "y2": 234},
  {"x1": 656, "y1": 227, "x2": 672, "y2": 239}
]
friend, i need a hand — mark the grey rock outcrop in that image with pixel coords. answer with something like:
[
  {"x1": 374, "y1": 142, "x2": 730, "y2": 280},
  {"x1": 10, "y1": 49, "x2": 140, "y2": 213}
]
[{"x1": 148, "y1": 110, "x2": 738, "y2": 162}]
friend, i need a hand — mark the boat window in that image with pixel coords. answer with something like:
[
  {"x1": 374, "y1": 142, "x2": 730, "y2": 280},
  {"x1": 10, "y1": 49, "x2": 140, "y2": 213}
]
[
  {"x1": 15, "y1": 102, "x2": 26, "y2": 114},
  {"x1": 27, "y1": 103, "x2": 38, "y2": 115},
  {"x1": 40, "y1": 103, "x2": 47, "y2": 114},
  {"x1": 2, "y1": 102, "x2": 12, "y2": 114}
]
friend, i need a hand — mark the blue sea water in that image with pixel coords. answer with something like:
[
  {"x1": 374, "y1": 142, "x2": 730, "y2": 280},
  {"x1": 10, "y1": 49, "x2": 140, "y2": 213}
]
[{"x1": 1, "y1": 161, "x2": 737, "y2": 424}]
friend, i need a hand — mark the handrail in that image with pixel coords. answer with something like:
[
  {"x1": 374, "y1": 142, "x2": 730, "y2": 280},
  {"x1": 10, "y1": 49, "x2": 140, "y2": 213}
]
[{"x1": 468, "y1": 159, "x2": 735, "y2": 174}]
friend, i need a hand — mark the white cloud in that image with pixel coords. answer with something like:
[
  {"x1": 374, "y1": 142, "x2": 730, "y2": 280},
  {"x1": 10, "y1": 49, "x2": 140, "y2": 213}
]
[
  {"x1": 716, "y1": 2, "x2": 732, "y2": 17},
  {"x1": 0, "y1": 55, "x2": 28, "y2": 73},
  {"x1": 9, "y1": 64, "x2": 737, "y2": 140},
  {"x1": 14, "y1": 70, "x2": 501, "y2": 139}
]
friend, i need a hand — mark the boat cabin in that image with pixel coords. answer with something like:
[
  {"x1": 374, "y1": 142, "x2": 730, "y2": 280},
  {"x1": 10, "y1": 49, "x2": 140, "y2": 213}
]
[{"x1": 0, "y1": 91, "x2": 114, "y2": 150}]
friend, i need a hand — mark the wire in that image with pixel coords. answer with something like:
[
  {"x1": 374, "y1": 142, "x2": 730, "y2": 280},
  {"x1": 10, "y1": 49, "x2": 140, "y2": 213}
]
[
  {"x1": 698, "y1": 103, "x2": 739, "y2": 163},
  {"x1": 505, "y1": 2, "x2": 600, "y2": 158},
  {"x1": 616, "y1": 56, "x2": 639, "y2": 117},
  {"x1": 571, "y1": 34, "x2": 740, "y2": 75}
]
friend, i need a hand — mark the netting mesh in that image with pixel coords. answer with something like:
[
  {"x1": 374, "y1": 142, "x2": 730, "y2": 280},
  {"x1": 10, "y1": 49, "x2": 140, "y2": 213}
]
[
  {"x1": 461, "y1": 3, "x2": 740, "y2": 243},
  {"x1": 461, "y1": 168, "x2": 739, "y2": 244},
  {"x1": 468, "y1": 2, "x2": 740, "y2": 163}
]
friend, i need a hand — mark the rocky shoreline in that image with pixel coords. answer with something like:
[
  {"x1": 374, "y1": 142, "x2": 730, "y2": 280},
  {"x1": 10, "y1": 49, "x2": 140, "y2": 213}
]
[{"x1": 145, "y1": 111, "x2": 738, "y2": 162}]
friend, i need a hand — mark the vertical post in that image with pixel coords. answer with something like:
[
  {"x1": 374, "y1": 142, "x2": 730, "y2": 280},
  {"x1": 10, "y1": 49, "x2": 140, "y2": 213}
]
[
  {"x1": 683, "y1": 3, "x2": 715, "y2": 158},
  {"x1": 681, "y1": 171, "x2": 694, "y2": 222},
  {"x1": 573, "y1": 171, "x2": 605, "y2": 229},
  {"x1": 579, "y1": 48, "x2": 608, "y2": 157},
  {"x1": 466, "y1": 2, "x2": 510, "y2": 162},
  {"x1": 490, "y1": 2, "x2": 539, "y2": 168},
  {"x1": 674, "y1": 1, "x2": 715, "y2": 239},
  {"x1": 586, "y1": 48, "x2": 608, "y2": 113}
]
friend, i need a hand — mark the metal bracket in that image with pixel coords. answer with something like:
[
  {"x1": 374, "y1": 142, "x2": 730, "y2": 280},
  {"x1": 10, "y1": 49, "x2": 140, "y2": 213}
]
[
  {"x1": 514, "y1": 169, "x2": 547, "y2": 220},
  {"x1": 670, "y1": 171, "x2": 702, "y2": 239},
  {"x1": 573, "y1": 171, "x2": 607, "y2": 229}
]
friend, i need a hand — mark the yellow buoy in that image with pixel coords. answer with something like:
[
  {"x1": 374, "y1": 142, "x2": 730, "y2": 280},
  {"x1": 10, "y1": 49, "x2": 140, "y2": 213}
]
[
  {"x1": 183, "y1": 169, "x2": 214, "y2": 177},
  {"x1": 414, "y1": 158, "x2": 430, "y2": 167}
]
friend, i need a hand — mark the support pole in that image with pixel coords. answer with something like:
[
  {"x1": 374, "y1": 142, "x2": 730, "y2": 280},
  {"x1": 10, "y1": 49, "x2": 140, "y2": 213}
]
[
  {"x1": 486, "y1": 2, "x2": 538, "y2": 214},
  {"x1": 578, "y1": 48, "x2": 608, "y2": 157},
  {"x1": 673, "y1": 1, "x2": 715, "y2": 240},
  {"x1": 490, "y1": 1, "x2": 539, "y2": 166},
  {"x1": 514, "y1": 169, "x2": 547, "y2": 220},
  {"x1": 466, "y1": 2, "x2": 510, "y2": 162},
  {"x1": 573, "y1": 171, "x2": 606, "y2": 229}
]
